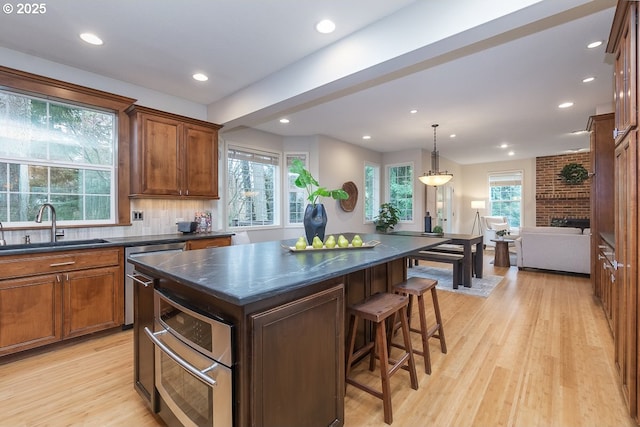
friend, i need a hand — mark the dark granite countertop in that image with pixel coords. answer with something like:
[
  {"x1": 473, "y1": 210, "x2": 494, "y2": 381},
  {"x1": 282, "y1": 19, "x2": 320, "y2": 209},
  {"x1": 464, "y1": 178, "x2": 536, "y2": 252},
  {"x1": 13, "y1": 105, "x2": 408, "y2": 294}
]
[
  {"x1": 128, "y1": 233, "x2": 449, "y2": 306},
  {"x1": 0, "y1": 232, "x2": 234, "y2": 256}
]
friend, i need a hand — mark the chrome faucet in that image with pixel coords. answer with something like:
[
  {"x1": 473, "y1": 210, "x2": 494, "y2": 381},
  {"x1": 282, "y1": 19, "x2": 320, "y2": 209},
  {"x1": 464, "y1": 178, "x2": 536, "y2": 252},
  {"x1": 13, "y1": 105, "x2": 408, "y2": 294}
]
[
  {"x1": 0, "y1": 221, "x2": 5, "y2": 246},
  {"x1": 35, "y1": 203, "x2": 57, "y2": 243}
]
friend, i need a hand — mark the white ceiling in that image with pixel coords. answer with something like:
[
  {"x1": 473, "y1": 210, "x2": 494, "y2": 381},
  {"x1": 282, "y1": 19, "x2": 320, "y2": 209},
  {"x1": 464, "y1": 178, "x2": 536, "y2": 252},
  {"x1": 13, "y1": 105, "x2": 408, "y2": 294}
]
[{"x1": 0, "y1": 0, "x2": 618, "y2": 164}]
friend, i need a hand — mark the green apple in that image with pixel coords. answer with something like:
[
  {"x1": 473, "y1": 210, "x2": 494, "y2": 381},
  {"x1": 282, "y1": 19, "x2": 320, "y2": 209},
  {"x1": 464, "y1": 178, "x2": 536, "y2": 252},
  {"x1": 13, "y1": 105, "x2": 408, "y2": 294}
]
[
  {"x1": 295, "y1": 237, "x2": 307, "y2": 250},
  {"x1": 352, "y1": 235, "x2": 363, "y2": 247},
  {"x1": 325, "y1": 235, "x2": 336, "y2": 248},
  {"x1": 337, "y1": 235, "x2": 349, "y2": 248},
  {"x1": 312, "y1": 236, "x2": 324, "y2": 249}
]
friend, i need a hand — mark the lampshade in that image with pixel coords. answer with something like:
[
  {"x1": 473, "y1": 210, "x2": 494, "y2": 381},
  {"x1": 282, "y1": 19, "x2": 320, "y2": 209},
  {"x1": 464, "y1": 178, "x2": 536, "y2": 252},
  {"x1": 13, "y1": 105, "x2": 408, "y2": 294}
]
[
  {"x1": 418, "y1": 173, "x2": 453, "y2": 186},
  {"x1": 471, "y1": 200, "x2": 485, "y2": 209},
  {"x1": 419, "y1": 123, "x2": 453, "y2": 186}
]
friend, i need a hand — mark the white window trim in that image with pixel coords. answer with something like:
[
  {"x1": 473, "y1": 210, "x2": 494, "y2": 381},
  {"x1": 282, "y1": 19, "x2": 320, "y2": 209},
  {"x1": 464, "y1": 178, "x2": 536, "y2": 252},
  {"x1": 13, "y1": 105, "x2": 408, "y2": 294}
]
[
  {"x1": 364, "y1": 161, "x2": 381, "y2": 224},
  {"x1": 224, "y1": 141, "x2": 282, "y2": 231},
  {"x1": 385, "y1": 161, "x2": 415, "y2": 224},
  {"x1": 488, "y1": 169, "x2": 524, "y2": 230},
  {"x1": 283, "y1": 151, "x2": 309, "y2": 228}
]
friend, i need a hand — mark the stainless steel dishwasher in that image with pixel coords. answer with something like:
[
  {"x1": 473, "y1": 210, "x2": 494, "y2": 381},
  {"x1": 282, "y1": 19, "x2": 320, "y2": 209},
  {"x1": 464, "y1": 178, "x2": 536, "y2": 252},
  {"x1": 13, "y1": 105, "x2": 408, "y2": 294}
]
[{"x1": 124, "y1": 241, "x2": 186, "y2": 326}]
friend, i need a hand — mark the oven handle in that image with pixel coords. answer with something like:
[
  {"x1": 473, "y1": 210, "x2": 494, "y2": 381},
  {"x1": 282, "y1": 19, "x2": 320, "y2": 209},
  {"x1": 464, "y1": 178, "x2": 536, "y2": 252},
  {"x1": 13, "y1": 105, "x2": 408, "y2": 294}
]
[{"x1": 144, "y1": 327, "x2": 218, "y2": 387}]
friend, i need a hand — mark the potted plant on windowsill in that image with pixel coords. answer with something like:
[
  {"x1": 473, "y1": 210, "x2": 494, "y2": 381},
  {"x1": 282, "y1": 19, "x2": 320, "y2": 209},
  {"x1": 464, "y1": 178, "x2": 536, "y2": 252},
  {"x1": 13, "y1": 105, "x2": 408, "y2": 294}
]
[
  {"x1": 289, "y1": 159, "x2": 348, "y2": 244},
  {"x1": 374, "y1": 203, "x2": 400, "y2": 233}
]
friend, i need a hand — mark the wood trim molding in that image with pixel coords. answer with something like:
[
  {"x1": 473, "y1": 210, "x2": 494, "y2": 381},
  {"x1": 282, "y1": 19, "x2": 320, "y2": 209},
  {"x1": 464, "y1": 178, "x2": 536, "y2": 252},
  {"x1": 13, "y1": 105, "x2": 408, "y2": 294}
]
[{"x1": 0, "y1": 66, "x2": 137, "y2": 225}]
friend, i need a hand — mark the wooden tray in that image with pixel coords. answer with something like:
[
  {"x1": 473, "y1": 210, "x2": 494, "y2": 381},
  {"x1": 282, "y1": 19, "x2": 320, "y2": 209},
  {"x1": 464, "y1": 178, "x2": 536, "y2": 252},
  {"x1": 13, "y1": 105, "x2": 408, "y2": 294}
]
[{"x1": 284, "y1": 240, "x2": 380, "y2": 252}]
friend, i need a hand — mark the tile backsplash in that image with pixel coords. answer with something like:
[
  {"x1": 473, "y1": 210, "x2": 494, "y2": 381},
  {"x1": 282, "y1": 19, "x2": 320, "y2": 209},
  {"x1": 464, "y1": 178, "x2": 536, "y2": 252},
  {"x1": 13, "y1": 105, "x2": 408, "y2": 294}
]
[{"x1": 2, "y1": 199, "x2": 220, "y2": 245}]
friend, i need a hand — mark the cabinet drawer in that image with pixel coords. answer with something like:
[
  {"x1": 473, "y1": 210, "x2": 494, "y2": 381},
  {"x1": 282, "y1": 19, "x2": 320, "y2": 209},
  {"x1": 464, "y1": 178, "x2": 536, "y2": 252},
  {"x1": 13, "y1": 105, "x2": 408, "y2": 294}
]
[
  {"x1": 186, "y1": 237, "x2": 231, "y2": 250},
  {"x1": 0, "y1": 248, "x2": 122, "y2": 280}
]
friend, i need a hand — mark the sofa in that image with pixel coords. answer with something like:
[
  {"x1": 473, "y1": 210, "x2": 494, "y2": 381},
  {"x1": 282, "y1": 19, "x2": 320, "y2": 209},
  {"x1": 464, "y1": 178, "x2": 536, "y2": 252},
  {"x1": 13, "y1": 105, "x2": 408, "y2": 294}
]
[
  {"x1": 480, "y1": 216, "x2": 510, "y2": 247},
  {"x1": 514, "y1": 226, "x2": 590, "y2": 274}
]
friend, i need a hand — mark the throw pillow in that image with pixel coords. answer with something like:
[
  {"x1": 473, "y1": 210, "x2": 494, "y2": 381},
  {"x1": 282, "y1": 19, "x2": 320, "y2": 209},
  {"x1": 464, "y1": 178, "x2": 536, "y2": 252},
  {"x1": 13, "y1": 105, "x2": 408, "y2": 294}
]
[{"x1": 491, "y1": 222, "x2": 509, "y2": 231}]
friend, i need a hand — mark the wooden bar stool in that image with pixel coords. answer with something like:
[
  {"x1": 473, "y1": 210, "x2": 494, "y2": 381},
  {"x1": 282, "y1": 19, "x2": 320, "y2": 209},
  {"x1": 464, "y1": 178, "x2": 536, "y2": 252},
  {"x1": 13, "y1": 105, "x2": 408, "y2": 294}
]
[
  {"x1": 345, "y1": 292, "x2": 418, "y2": 425},
  {"x1": 392, "y1": 277, "x2": 447, "y2": 374}
]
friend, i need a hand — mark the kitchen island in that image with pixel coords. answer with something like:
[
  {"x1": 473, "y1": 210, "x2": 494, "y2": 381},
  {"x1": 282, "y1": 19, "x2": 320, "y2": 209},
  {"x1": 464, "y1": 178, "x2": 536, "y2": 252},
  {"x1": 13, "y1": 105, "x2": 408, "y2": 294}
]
[{"x1": 129, "y1": 232, "x2": 447, "y2": 427}]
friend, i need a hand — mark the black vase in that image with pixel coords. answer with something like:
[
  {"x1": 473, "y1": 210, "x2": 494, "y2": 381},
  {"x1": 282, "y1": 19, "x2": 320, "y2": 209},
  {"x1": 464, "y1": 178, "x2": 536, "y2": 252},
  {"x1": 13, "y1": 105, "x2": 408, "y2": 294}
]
[{"x1": 303, "y1": 204, "x2": 327, "y2": 245}]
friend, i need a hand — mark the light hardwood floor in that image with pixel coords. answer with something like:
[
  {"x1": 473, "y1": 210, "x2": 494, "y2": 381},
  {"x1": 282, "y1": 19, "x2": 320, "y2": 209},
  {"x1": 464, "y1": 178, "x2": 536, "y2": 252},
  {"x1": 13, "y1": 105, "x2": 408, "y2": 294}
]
[{"x1": 0, "y1": 255, "x2": 635, "y2": 427}]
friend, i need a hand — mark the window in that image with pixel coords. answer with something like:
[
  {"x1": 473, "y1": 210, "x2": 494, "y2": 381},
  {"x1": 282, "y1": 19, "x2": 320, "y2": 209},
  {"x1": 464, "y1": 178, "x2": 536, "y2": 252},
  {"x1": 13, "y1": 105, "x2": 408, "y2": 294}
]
[
  {"x1": 227, "y1": 145, "x2": 280, "y2": 228},
  {"x1": 285, "y1": 152, "x2": 308, "y2": 226},
  {"x1": 387, "y1": 163, "x2": 413, "y2": 221},
  {"x1": 0, "y1": 90, "x2": 116, "y2": 225},
  {"x1": 364, "y1": 162, "x2": 380, "y2": 222},
  {"x1": 489, "y1": 171, "x2": 522, "y2": 228}
]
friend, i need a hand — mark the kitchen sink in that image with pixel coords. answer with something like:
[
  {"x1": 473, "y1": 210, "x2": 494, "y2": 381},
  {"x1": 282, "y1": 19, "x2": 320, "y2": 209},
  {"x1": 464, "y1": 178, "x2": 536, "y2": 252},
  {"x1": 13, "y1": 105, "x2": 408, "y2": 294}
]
[{"x1": 0, "y1": 238, "x2": 109, "y2": 251}]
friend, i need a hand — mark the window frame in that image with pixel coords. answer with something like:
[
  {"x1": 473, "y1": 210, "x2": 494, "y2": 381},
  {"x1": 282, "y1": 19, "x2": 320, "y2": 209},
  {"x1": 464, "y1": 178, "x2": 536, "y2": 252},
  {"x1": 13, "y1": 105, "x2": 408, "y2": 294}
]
[
  {"x1": 488, "y1": 170, "x2": 523, "y2": 229},
  {"x1": 364, "y1": 161, "x2": 381, "y2": 223},
  {"x1": 225, "y1": 142, "x2": 281, "y2": 230},
  {"x1": 0, "y1": 90, "x2": 118, "y2": 226},
  {"x1": 284, "y1": 152, "x2": 309, "y2": 228},
  {"x1": 385, "y1": 161, "x2": 415, "y2": 223},
  {"x1": 0, "y1": 66, "x2": 135, "y2": 227}
]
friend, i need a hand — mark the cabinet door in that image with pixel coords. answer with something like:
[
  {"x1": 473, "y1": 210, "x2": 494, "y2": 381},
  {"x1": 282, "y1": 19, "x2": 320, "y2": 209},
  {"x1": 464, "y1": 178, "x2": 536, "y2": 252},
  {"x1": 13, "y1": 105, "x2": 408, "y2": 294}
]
[
  {"x1": 614, "y1": 132, "x2": 637, "y2": 417},
  {"x1": 0, "y1": 274, "x2": 62, "y2": 355},
  {"x1": 140, "y1": 114, "x2": 182, "y2": 196},
  {"x1": 183, "y1": 124, "x2": 219, "y2": 198},
  {"x1": 613, "y1": 3, "x2": 637, "y2": 144},
  {"x1": 251, "y1": 285, "x2": 344, "y2": 427},
  {"x1": 133, "y1": 272, "x2": 156, "y2": 408},
  {"x1": 63, "y1": 266, "x2": 122, "y2": 338}
]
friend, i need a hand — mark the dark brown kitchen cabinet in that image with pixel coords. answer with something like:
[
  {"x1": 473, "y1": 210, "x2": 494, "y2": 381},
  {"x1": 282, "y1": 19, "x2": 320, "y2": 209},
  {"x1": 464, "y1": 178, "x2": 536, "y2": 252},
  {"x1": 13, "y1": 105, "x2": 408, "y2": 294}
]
[
  {"x1": 588, "y1": 113, "x2": 615, "y2": 297},
  {"x1": 0, "y1": 247, "x2": 124, "y2": 356},
  {"x1": 608, "y1": 1, "x2": 640, "y2": 421},
  {"x1": 127, "y1": 105, "x2": 222, "y2": 199},
  {"x1": 251, "y1": 285, "x2": 344, "y2": 427},
  {"x1": 610, "y1": 1, "x2": 637, "y2": 144}
]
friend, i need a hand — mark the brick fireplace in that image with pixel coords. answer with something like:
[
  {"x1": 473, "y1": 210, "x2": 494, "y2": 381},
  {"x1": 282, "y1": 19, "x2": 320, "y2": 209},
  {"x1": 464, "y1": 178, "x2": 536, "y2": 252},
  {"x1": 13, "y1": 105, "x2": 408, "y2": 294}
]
[{"x1": 535, "y1": 152, "x2": 591, "y2": 226}]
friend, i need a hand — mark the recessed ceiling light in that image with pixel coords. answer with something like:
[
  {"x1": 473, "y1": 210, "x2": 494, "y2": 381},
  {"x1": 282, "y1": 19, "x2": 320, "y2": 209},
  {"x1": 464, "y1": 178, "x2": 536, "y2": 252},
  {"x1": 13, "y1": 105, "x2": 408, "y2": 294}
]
[
  {"x1": 279, "y1": 118, "x2": 290, "y2": 124},
  {"x1": 192, "y1": 73, "x2": 208, "y2": 82},
  {"x1": 316, "y1": 19, "x2": 336, "y2": 34},
  {"x1": 410, "y1": 109, "x2": 418, "y2": 114},
  {"x1": 79, "y1": 33, "x2": 103, "y2": 45},
  {"x1": 582, "y1": 76, "x2": 595, "y2": 83},
  {"x1": 558, "y1": 102, "x2": 574, "y2": 109},
  {"x1": 449, "y1": 134, "x2": 456, "y2": 138},
  {"x1": 587, "y1": 40, "x2": 603, "y2": 49},
  {"x1": 508, "y1": 151, "x2": 515, "y2": 156},
  {"x1": 362, "y1": 135, "x2": 371, "y2": 140},
  {"x1": 500, "y1": 143, "x2": 508, "y2": 148}
]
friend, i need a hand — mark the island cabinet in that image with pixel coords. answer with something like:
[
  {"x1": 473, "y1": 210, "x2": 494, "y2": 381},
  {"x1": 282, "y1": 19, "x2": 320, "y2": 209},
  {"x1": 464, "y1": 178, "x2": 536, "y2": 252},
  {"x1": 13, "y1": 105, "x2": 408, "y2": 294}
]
[
  {"x1": 0, "y1": 247, "x2": 124, "y2": 356},
  {"x1": 127, "y1": 105, "x2": 222, "y2": 199},
  {"x1": 129, "y1": 234, "x2": 445, "y2": 427}
]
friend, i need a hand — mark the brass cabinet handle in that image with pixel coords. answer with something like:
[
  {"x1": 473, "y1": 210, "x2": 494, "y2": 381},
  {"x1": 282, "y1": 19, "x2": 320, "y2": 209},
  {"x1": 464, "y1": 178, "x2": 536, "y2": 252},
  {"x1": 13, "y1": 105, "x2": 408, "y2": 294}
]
[{"x1": 49, "y1": 261, "x2": 76, "y2": 267}]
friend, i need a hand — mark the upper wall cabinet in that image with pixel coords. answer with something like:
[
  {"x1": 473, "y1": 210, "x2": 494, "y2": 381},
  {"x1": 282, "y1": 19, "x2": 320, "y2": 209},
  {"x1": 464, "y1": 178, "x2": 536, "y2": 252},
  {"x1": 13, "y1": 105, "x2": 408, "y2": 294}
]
[
  {"x1": 127, "y1": 105, "x2": 222, "y2": 199},
  {"x1": 608, "y1": 1, "x2": 637, "y2": 144}
]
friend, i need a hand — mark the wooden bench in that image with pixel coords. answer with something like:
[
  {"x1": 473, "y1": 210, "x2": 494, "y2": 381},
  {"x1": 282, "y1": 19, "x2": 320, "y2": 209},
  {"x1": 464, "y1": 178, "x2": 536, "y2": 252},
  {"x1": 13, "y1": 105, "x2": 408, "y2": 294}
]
[
  {"x1": 409, "y1": 250, "x2": 464, "y2": 288},
  {"x1": 426, "y1": 244, "x2": 477, "y2": 275}
]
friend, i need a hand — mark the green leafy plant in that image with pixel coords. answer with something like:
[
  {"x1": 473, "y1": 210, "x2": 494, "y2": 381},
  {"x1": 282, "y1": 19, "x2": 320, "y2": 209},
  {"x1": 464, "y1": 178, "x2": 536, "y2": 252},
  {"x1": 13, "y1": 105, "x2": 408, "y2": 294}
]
[
  {"x1": 374, "y1": 203, "x2": 400, "y2": 232},
  {"x1": 496, "y1": 229, "x2": 508, "y2": 237},
  {"x1": 289, "y1": 158, "x2": 348, "y2": 205},
  {"x1": 559, "y1": 162, "x2": 589, "y2": 185},
  {"x1": 432, "y1": 225, "x2": 443, "y2": 234}
]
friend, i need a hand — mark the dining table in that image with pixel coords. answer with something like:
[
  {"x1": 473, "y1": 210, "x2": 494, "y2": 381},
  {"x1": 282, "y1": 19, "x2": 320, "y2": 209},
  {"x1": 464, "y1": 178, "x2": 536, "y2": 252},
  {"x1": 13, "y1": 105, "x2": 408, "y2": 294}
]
[{"x1": 391, "y1": 231, "x2": 484, "y2": 287}]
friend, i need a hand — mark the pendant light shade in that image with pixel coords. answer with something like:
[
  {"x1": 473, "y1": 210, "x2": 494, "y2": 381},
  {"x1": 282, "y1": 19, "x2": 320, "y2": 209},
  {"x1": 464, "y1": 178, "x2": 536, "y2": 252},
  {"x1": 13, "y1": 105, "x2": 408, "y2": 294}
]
[{"x1": 419, "y1": 124, "x2": 453, "y2": 186}]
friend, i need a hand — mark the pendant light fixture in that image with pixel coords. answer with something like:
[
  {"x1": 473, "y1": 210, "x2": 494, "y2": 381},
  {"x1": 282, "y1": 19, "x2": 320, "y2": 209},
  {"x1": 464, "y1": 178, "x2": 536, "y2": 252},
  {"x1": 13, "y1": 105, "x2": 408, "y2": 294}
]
[{"x1": 418, "y1": 123, "x2": 453, "y2": 186}]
